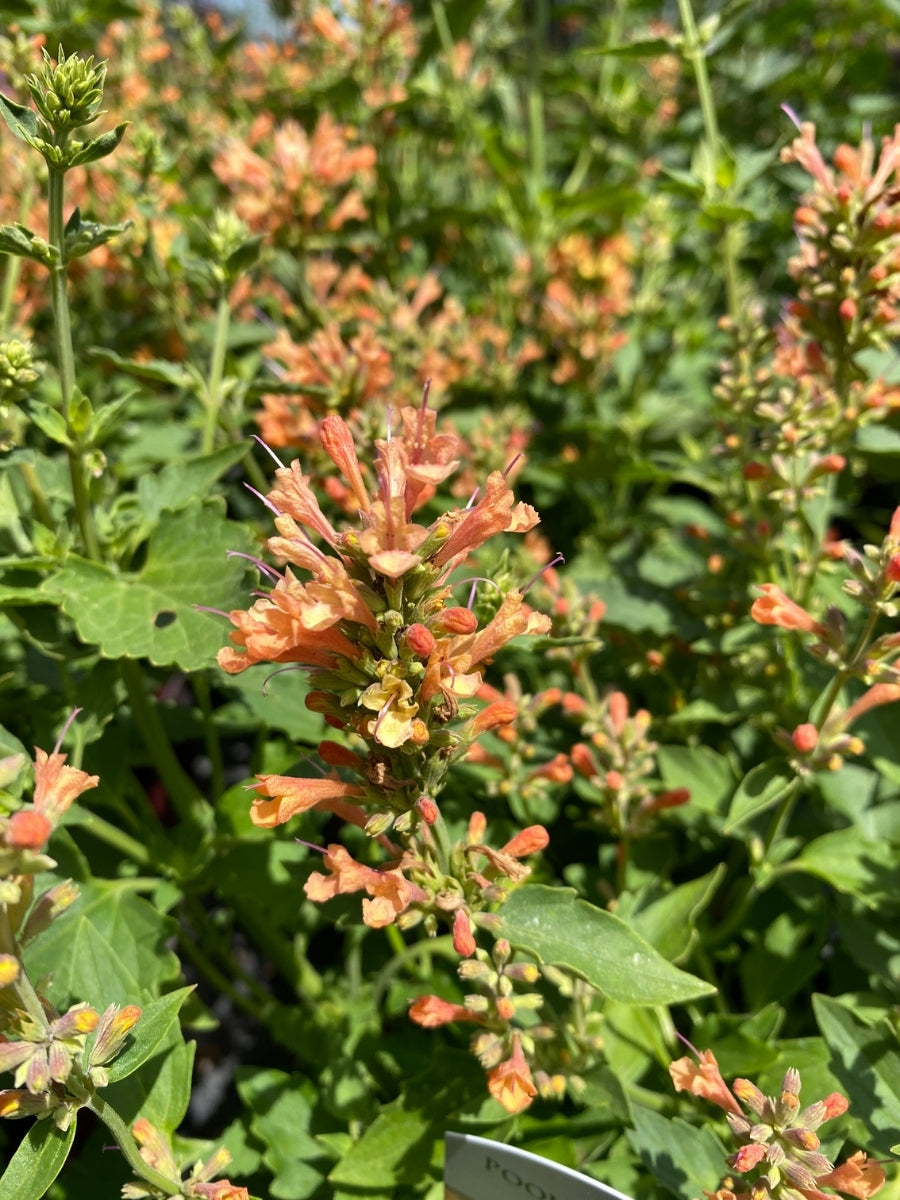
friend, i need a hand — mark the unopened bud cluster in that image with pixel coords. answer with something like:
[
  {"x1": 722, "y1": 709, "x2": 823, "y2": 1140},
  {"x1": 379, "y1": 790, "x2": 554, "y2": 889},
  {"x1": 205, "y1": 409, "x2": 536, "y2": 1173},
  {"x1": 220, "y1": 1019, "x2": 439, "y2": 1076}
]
[{"x1": 569, "y1": 691, "x2": 689, "y2": 836}]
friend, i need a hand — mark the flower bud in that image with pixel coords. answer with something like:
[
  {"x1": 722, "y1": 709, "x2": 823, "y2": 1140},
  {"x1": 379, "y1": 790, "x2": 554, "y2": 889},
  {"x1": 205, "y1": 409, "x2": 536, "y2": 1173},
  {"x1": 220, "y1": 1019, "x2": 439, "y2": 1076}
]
[
  {"x1": 5, "y1": 810, "x2": 51, "y2": 850},
  {"x1": 89, "y1": 1004, "x2": 141, "y2": 1068},
  {"x1": 452, "y1": 909, "x2": 477, "y2": 957},
  {"x1": 791, "y1": 724, "x2": 819, "y2": 754},
  {"x1": 404, "y1": 624, "x2": 436, "y2": 656},
  {"x1": 433, "y1": 607, "x2": 478, "y2": 635},
  {"x1": 0, "y1": 954, "x2": 18, "y2": 986},
  {"x1": 415, "y1": 795, "x2": 439, "y2": 824}
]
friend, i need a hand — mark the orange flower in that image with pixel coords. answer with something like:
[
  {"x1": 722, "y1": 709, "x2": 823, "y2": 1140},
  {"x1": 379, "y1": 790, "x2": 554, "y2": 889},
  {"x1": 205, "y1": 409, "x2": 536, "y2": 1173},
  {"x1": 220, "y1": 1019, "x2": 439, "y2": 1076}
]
[
  {"x1": 487, "y1": 1035, "x2": 537, "y2": 1114},
  {"x1": 304, "y1": 844, "x2": 428, "y2": 929},
  {"x1": 816, "y1": 1151, "x2": 885, "y2": 1199},
  {"x1": 669, "y1": 1048, "x2": 742, "y2": 1115},
  {"x1": 249, "y1": 776, "x2": 365, "y2": 828},
  {"x1": 33, "y1": 747, "x2": 99, "y2": 823},
  {"x1": 408, "y1": 995, "x2": 483, "y2": 1028},
  {"x1": 750, "y1": 584, "x2": 827, "y2": 637}
]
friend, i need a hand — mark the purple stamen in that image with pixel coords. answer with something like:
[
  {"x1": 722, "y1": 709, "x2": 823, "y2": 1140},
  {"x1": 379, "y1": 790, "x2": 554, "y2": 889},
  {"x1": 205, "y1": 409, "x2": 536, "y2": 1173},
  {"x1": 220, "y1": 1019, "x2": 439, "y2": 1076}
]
[
  {"x1": 523, "y1": 552, "x2": 565, "y2": 595},
  {"x1": 251, "y1": 434, "x2": 286, "y2": 471},
  {"x1": 193, "y1": 605, "x2": 232, "y2": 620},
  {"x1": 244, "y1": 482, "x2": 282, "y2": 517},
  {"x1": 675, "y1": 1030, "x2": 701, "y2": 1058},
  {"x1": 295, "y1": 838, "x2": 329, "y2": 854},
  {"x1": 226, "y1": 550, "x2": 281, "y2": 581},
  {"x1": 465, "y1": 485, "x2": 480, "y2": 509},
  {"x1": 373, "y1": 694, "x2": 395, "y2": 737},
  {"x1": 261, "y1": 664, "x2": 308, "y2": 694},
  {"x1": 502, "y1": 453, "x2": 523, "y2": 479},
  {"x1": 52, "y1": 708, "x2": 82, "y2": 756},
  {"x1": 781, "y1": 103, "x2": 802, "y2": 132},
  {"x1": 454, "y1": 576, "x2": 502, "y2": 608}
]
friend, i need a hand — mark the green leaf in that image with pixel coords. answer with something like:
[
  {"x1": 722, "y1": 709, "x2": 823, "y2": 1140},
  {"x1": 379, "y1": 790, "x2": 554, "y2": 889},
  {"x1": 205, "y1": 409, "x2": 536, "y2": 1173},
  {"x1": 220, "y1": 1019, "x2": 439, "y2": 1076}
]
[
  {"x1": 657, "y1": 745, "x2": 735, "y2": 817},
  {"x1": 629, "y1": 866, "x2": 725, "y2": 962},
  {"x1": 777, "y1": 828, "x2": 896, "y2": 908},
  {"x1": 813, "y1": 994, "x2": 900, "y2": 1154},
  {"x1": 89, "y1": 346, "x2": 192, "y2": 388},
  {"x1": 0, "y1": 221, "x2": 51, "y2": 263},
  {"x1": 136, "y1": 444, "x2": 250, "y2": 529},
  {"x1": 592, "y1": 36, "x2": 680, "y2": 58},
  {"x1": 499, "y1": 886, "x2": 716, "y2": 1005},
  {"x1": 103, "y1": 1025, "x2": 195, "y2": 1134},
  {"x1": 68, "y1": 121, "x2": 129, "y2": 167},
  {"x1": 23, "y1": 879, "x2": 180, "y2": 1012},
  {"x1": 724, "y1": 760, "x2": 794, "y2": 833},
  {"x1": 0, "y1": 89, "x2": 40, "y2": 142},
  {"x1": 627, "y1": 1106, "x2": 726, "y2": 1197},
  {"x1": 45, "y1": 499, "x2": 254, "y2": 669},
  {"x1": 28, "y1": 401, "x2": 71, "y2": 446},
  {"x1": 104, "y1": 986, "x2": 195, "y2": 1083},
  {"x1": 238, "y1": 1069, "x2": 326, "y2": 1198},
  {"x1": 0, "y1": 1118, "x2": 77, "y2": 1200}
]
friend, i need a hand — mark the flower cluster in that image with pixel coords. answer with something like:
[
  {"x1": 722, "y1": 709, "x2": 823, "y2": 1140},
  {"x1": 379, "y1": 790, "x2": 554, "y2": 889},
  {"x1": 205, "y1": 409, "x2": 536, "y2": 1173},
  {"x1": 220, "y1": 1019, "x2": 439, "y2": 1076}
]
[
  {"x1": 0, "y1": 722, "x2": 137, "y2": 1132},
  {"x1": 569, "y1": 691, "x2": 690, "y2": 837},
  {"x1": 219, "y1": 398, "x2": 551, "y2": 928},
  {"x1": 123, "y1": 1119, "x2": 249, "y2": 1200},
  {"x1": 752, "y1": 507, "x2": 900, "y2": 770},
  {"x1": 670, "y1": 1046, "x2": 885, "y2": 1200}
]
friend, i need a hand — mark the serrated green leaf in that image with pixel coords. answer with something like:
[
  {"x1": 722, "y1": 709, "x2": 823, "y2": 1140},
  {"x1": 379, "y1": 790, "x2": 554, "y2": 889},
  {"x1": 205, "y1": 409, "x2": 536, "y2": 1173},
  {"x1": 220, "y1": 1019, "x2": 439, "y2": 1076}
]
[
  {"x1": 724, "y1": 760, "x2": 794, "y2": 833},
  {"x1": 0, "y1": 1118, "x2": 76, "y2": 1200},
  {"x1": 239, "y1": 1069, "x2": 326, "y2": 1198},
  {"x1": 813, "y1": 994, "x2": 900, "y2": 1154},
  {"x1": 44, "y1": 499, "x2": 254, "y2": 669},
  {"x1": 499, "y1": 886, "x2": 716, "y2": 1005},
  {"x1": 657, "y1": 745, "x2": 735, "y2": 816},
  {"x1": 136, "y1": 444, "x2": 250, "y2": 529},
  {"x1": 104, "y1": 986, "x2": 195, "y2": 1083},
  {"x1": 103, "y1": 1027, "x2": 195, "y2": 1134},
  {"x1": 23, "y1": 880, "x2": 180, "y2": 1012}
]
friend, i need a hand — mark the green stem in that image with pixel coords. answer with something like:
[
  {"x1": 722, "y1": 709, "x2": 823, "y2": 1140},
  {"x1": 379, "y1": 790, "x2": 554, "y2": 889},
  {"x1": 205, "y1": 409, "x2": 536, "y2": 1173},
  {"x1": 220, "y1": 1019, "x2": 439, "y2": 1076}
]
[
  {"x1": 429, "y1": 811, "x2": 454, "y2": 874},
  {"x1": 18, "y1": 460, "x2": 55, "y2": 528},
  {"x1": 193, "y1": 672, "x2": 225, "y2": 801},
  {"x1": 202, "y1": 292, "x2": 231, "y2": 454},
  {"x1": 0, "y1": 908, "x2": 49, "y2": 1030},
  {"x1": 88, "y1": 1092, "x2": 183, "y2": 1195},
  {"x1": 0, "y1": 178, "x2": 36, "y2": 334},
  {"x1": 676, "y1": 0, "x2": 740, "y2": 320},
  {"x1": 68, "y1": 810, "x2": 153, "y2": 867},
  {"x1": 47, "y1": 166, "x2": 101, "y2": 561},
  {"x1": 120, "y1": 659, "x2": 212, "y2": 833},
  {"x1": 372, "y1": 933, "x2": 457, "y2": 1011}
]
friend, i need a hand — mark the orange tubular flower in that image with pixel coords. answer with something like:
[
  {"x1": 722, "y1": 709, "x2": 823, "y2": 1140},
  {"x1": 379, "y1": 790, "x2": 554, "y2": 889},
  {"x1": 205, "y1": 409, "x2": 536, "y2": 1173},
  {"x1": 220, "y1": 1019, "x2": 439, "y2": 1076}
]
[
  {"x1": 816, "y1": 1151, "x2": 886, "y2": 1199},
  {"x1": 408, "y1": 995, "x2": 484, "y2": 1028},
  {"x1": 33, "y1": 748, "x2": 99, "y2": 823},
  {"x1": 249, "y1": 776, "x2": 366, "y2": 828},
  {"x1": 304, "y1": 844, "x2": 429, "y2": 929},
  {"x1": 750, "y1": 583, "x2": 828, "y2": 637},
  {"x1": 669, "y1": 1048, "x2": 742, "y2": 1116},
  {"x1": 487, "y1": 1035, "x2": 538, "y2": 1115}
]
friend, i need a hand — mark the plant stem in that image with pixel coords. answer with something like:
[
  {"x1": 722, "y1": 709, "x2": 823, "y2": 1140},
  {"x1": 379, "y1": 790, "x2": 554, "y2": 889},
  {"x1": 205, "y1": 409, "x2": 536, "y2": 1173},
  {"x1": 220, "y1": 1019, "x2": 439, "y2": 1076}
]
[
  {"x1": 677, "y1": 0, "x2": 740, "y2": 320},
  {"x1": 120, "y1": 659, "x2": 212, "y2": 833},
  {"x1": 193, "y1": 672, "x2": 225, "y2": 801},
  {"x1": 89, "y1": 1092, "x2": 183, "y2": 1194},
  {"x1": 67, "y1": 810, "x2": 153, "y2": 867},
  {"x1": 0, "y1": 907, "x2": 49, "y2": 1030},
  {"x1": 202, "y1": 292, "x2": 231, "y2": 453},
  {"x1": 47, "y1": 166, "x2": 101, "y2": 561}
]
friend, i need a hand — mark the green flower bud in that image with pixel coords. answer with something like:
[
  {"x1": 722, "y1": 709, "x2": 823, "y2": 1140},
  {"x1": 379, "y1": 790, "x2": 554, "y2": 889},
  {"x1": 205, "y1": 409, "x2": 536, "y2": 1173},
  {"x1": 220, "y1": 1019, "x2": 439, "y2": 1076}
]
[{"x1": 26, "y1": 47, "x2": 106, "y2": 133}]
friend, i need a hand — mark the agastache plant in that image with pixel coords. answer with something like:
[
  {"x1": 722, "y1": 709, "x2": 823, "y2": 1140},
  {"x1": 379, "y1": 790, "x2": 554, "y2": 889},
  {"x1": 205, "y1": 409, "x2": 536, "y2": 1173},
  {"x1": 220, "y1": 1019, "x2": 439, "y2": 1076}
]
[{"x1": 218, "y1": 395, "x2": 561, "y2": 1106}]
